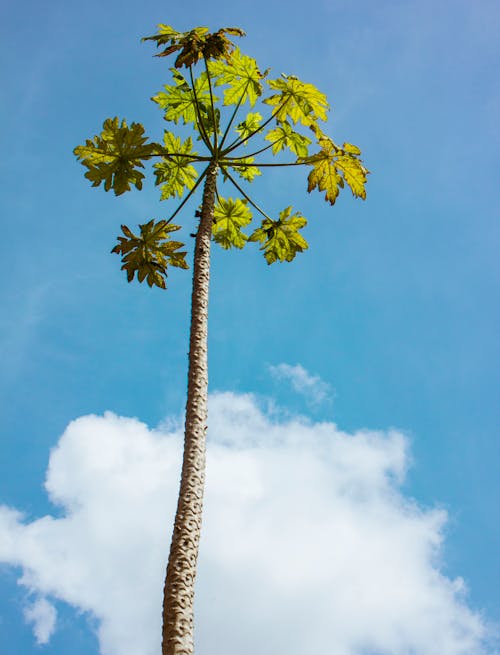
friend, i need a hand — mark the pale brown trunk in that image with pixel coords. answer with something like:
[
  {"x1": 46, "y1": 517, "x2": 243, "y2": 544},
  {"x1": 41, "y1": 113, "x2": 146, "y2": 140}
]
[{"x1": 161, "y1": 163, "x2": 218, "y2": 655}]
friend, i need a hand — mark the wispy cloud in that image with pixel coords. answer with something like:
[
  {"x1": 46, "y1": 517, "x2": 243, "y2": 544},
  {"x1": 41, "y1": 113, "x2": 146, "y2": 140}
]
[
  {"x1": 269, "y1": 363, "x2": 333, "y2": 405},
  {"x1": 0, "y1": 392, "x2": 494, "y2": 655},
  {"x1": 23, "y1": 597, "x2": 57, "y2": 645}
]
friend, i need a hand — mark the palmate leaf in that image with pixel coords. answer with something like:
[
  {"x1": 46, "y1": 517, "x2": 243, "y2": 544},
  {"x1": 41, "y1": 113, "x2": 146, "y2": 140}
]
[
  {"x1": 111, "y1": 221, "x2": 188, "y2": 289},
  {"x1": 265, "y1": 120, "x2": 311, "y2": 157},
  {"x1": 153, "y1": 132, "x2": 198, "y2": 200},
  {"x1": 235, "y1": 112, "x2": 262, "y2": 143},
  {"x1": 228, "y1": 157, "x2": 261, "y2": 182},
  {"x1": 143, "y1": 25, "x2": 245, "y2": 68},
  {"x1": 153, "y1": 69, "x2": 215, "y2": 128},
  {"x1": 209, "y1": 49, "x2": 264, "y2": 106},
  {"x1": 303, "y1": 131, "x2": 368, "y2": 204},
  {"x1": 249, "y1": 206, "x2": 308, "y2": 264},
  {"x1": 212, "y1": 197, "x2": 252, "y2": 249},
  {"x1": 74, "y1": 117, "x2": 158, "y2": 196},
  {"x1": 264, "y1": 75, "x2": 329, "y2": 127}
]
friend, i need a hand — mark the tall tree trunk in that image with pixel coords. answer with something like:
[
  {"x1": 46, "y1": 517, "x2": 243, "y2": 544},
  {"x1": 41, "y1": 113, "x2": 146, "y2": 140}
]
[{"x1": 162, "y1": 163, "x2": 218, "y2": 655}]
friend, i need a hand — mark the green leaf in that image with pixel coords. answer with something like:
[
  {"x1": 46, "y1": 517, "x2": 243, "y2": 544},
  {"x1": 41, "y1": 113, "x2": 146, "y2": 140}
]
[
  {"x1": 153, "y1": 69, "x2": 215, "y2": 128},
  {"x1": 264, "y1": 75, "x2": 329, "y2": 127},
  {"x1": 143, "y1": 25, "x2": 245, "y2": 68},
  {"x1": 212, "y1": 197, "x2": 252, "y2": 249},
  {"x1": 209, "y1": 48, "x2": 264, "y2": 106},
  {"x1": 111, "y1": 220, "x2": 189, "y2": 289},
  {"x1": 73, "y1": 117, "x2": 158, "y2": 196},
  {"x1": 249, "y1": 206, "x2": 308, "y2": 264},
  {"x1": 228, "y1": 157, "x2": 261, "y2": 182},
  {"x1": 235, "y1": 112, "x2": 262, "y2": 143},
  {"x1": 303, "y1": 131, "x2": 368, "y2": 204},
  {"x1": 153, "y1": 132, "x2": 199, "y2": 199},
  {"x1": 265, "y1": 120, "x2": 311, "y2": 157}
]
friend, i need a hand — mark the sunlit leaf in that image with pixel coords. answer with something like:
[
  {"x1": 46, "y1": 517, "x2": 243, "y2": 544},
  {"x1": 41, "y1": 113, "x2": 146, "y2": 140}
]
[
  {"x1": 235, "y1": 112, "x2": 262, "y2": 143},
  {"x1": 263, "y1": 75, "x2": 329, "y2": 127},
  {"x1": 153, "y1": 69, "x2": 214, "y2": 127},
  {"x1": 153, "y1": 132, "x2": 199, "y2": 199},
  {"x1": 73, "y1": 117, "x2": 158, "y2": 195},
  {"x1": 265, "y1": 120, "x2": 311, "y2": 157},
  {"x1": 212, "y1": 197, "x2": 252, "y2": 249},
  {"x1": 228, "y1": 157, "x2": 261, "y2": 182},
  {"x1": 111, "y1": 220, "x2": 188, "y2": 289},
  {"x1": 209, "y1": 49, "x2": 264, "y2": 106},
  {"x1": 249, "y1": 206, "x2": 308, "y2": 264},
  {"x1": 302, "y1": 131, "x2": 368, "y2": 204}
]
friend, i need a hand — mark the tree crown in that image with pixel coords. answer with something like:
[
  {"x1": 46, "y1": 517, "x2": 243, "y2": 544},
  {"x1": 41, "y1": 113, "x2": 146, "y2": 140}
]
[{"x1": 74, "y1": 24, "x2": 369, "y2": 288}]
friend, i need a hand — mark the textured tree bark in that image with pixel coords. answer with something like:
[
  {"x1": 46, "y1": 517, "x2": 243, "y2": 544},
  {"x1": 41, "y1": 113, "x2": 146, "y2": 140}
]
[{"x1": 161, "y1": 163, "x2": 218, "y2": 655}]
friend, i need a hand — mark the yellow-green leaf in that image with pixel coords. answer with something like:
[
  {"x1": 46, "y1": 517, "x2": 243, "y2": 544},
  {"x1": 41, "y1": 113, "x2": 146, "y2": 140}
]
[
  {"x1": 335, "y1": 154, "x2": 367, "y2": 198},
  {"x1": 249, "y1": 206, "x2": 308, "y2": 264},
  {"x1": 153, "y1": 132, "x2": 198, "y2": 199},
  {"x1": 303, "y1": 133, "x2": 368, "y2": 204},
  {"x1": 212, "y1": 197, "x2": 252, "y2": 249},
  {"x1": 73, "y1": 117, "x2": 158, "y2": 196},
  {"x1": 111, "y1": 220, "x2": 188, "y2": 289},
  {"x1": 235, "y1": 112, "x2": 262, "y2": 143},
  {"x1": 228, "y1": 156, "x2": 261, "y2": 182},
  {"x1": 263, "y1": 75, "x2": 329, "y2": 127},
  {"x1": 153, "y1": 69, "x2": 214, "y2": 126},
  {"x1": 265, "y1": 120, "x2": 311, "y2": 157},
  {"x1": 209, "y1": 48, "x2": 264, "y2": 106}
]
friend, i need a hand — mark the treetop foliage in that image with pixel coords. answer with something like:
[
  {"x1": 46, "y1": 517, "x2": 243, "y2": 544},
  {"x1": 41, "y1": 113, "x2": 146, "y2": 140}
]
[
  {"x1": 142, "y1": 25, "x2": 246, "y2": 68},
  {"x1": 74, "y1": 24, "x2": 369, "y2": 288}
]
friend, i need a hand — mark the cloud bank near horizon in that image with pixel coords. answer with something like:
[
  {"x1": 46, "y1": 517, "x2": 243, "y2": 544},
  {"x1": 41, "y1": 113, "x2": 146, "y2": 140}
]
[{"x1": 0, "y1": 388, "x2": 494, "y2": 655}]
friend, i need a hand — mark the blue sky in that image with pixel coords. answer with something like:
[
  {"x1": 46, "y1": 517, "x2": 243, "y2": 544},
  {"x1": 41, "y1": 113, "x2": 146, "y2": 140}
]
[{"x1": 0, "y1": 1, "x2": 499, "y2": 654}]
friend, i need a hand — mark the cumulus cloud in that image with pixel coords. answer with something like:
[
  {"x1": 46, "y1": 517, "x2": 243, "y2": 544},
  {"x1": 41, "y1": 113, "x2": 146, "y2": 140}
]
[
  {"x1": 269, "y1": 363, "x2": 333, "y2": 405},
  {"x1": 23, "y1": 597, "x2": 57, "y2": 645},
  {"x1": 0, "y1": 392, "x2": 494, "y2": 655}
]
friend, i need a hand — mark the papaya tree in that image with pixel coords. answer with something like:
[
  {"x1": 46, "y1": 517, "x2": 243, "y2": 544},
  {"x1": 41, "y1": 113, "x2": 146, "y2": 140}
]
[{"x1": 73, "y1": 24, "x2": 368, "y2": 655}]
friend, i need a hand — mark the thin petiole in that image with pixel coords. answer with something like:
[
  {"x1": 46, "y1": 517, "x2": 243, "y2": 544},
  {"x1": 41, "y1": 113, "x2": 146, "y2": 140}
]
[
  {"x1": 220, "y1": 97, "x2": 291, "y2": 156},
  {"x1": 164, "y1": 166, "x2": 209, "y2": 225},
  {"x1": 203, "y1": 56, "x2": 218, "y2": 152},
  {"x1": 227, "y1": 160, "x2": 305, "y2": 168},
  {"x1": 189, "y1": 66, "x2": 213, "y2": 153},
  {"x1": 221, "y1": 166, "x2": 273, "y2": 221},
  {"x1": 218, "y1": 79, "x2": 251, "y2": 151},
  {"x1": 227, "y1": 141, "x2": 276, "y2": 160}
]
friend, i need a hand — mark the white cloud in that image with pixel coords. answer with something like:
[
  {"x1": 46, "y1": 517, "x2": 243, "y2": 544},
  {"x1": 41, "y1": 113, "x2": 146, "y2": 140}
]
[
  {"x1": 23, "y1": 597, "x2": 57, "y2": 645},
  {"x1": 0, "y1": 393, "x2": 495, "y2": 655},
  {"x1": 269, "y1": 363, "x2": 332, "y2": 405}
]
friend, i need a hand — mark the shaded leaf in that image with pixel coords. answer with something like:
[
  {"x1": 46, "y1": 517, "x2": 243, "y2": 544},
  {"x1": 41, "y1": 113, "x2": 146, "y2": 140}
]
[
  {"x1": 73, "y1": 118, "x2": 158, "y2": 195},
  {"x1": 111, "y1": 220, "x2": 188, "y2": 289},
  {"x1": 143, "y1": 24, "x2": 245, "y2": 68},
  {"x1": 212, "y1": 197, "x2": 252, "y2": 249},
  {"x1": 249, "y1": 206, "x2": 308, "y2": 264},
  {"x1": 153, "y1": 132, "x2": 198, "y2": 199}
]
